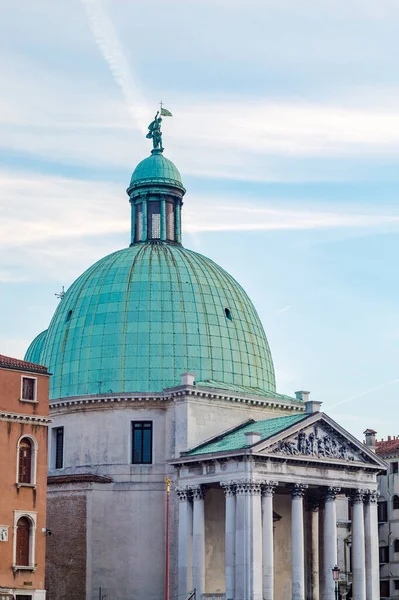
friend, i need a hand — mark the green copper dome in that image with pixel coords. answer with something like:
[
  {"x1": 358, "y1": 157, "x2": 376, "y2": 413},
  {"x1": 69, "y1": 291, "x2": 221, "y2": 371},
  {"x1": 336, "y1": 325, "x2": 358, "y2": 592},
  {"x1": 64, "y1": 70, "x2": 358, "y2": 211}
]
[
  {"x1": 28, "y1": 243, "x2": 275, "y2": 399},
  {"x1": 129, "y1": 151, "x2": 185, "y2": 192},
  {"x1": 25, "y1": 329, "x2": 48, "y2": 365}
]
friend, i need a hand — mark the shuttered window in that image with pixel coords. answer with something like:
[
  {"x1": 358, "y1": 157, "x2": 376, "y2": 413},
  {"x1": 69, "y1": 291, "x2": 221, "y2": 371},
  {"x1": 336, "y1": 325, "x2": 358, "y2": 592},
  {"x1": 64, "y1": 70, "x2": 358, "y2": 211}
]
[
  {"x1": 16, "y1": 517, "x2": 30, "y2": 566},
  {"x1": 132, "y1": 422, "x2": 152, "y2": 464},
  {"x1": 18, "y1": 438, "x2": 32, "y2": 484},
  {"x1": 22, "y1": 377, "x2": 36, "y2": 401}
]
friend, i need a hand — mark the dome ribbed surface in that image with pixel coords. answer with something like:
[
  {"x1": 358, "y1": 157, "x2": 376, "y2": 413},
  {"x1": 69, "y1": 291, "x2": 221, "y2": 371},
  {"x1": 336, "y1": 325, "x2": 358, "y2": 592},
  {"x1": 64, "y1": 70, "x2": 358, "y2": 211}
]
[
  {"x1": 129, "y1": 152, "x2": 184, "y2": 191},
  {"x1": 36, "y1": 243, "x2": 275, "y2": 399},
  {"x1": 25, "y1": 329, "x2": 47, "y2": 365}
]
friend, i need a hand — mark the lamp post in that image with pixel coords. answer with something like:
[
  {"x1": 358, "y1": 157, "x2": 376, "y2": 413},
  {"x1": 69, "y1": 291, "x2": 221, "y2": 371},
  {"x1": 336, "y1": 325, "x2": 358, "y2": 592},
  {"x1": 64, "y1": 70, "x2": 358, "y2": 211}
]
[{"x1": 332, "y1": 565, "x2": 340, "y2": 600}]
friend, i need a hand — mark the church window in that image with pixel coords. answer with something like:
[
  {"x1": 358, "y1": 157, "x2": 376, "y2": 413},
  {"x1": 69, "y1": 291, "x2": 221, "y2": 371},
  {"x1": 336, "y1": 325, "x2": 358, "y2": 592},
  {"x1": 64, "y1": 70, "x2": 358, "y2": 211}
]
[
  {"x1": 393, "y1": 495, "x2": 399, "y2": 510},
  {"x1": 18, "y1": 438, "x2": 33, "y2": 484},
  {"x1": 166, "y1": 201, "x2": 175, "y2": 241},
  {"x1": 16, "y1": 517, "x2": 31, "y2": 567},
  {"x1": 21, "y1": 377, "x2": 36, "y2": 401},
  {"x1": 378, "y1": 501, "x2": 388, "y2": 522},
  {"x1": 380, "y1": 581, "x2": 390, "y2": 597},
  {"x1": 147, "y1": 201, "x2": 161, "y2": 240},
  {"x1": 132, "y1": 421, "x2": 152, "y2": 464},
  {"x1": 392, "y1": 462, "x2": 398, "y2": 474},
  {"x1": 379, "y1": 545, "x2": 389, "y2": 563},
  {"x1": 394, "y1": 540, "x2": 399, "y2": 553},
  {"x1": 53, "y1": 427, "x2": 64, "y2": 469},
  {"x1": 225, "y1": 308, "x2": 233, "y2": 321},
  {"x1": 135, "y1": 203, "x2": 143, "y2": 242}
]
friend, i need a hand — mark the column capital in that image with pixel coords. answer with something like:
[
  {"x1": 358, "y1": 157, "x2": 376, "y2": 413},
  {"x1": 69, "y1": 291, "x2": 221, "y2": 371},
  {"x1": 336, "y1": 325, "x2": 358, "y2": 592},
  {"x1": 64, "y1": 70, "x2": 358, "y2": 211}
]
[
  {"x1": 261, "y1": 481, "x2": 278, "y2": 497},
  {"x1": 235, "y1": 479, "x2": 262, "y2": 495},
  {"x1": 176, "y1": 486, "x2": 190, "y2": 501},
  {"x1": 364, "y1": 490, "x2": 379, "y2": 504},
  {"x1": 191, "y1": 485, "x2": 205, "y2": 500},
  {"x1": 350, "y1": 488, "x2": 366, "y2": 504},
  {"x1": 220, "y1": 482, "x2": 236, "y2": 497},
  {"x1": 324, "y1": 486, "x2": 341, "y2": 502},
  {"x1": 290, "y1": 483, "x2": 308, "y2": 499}
]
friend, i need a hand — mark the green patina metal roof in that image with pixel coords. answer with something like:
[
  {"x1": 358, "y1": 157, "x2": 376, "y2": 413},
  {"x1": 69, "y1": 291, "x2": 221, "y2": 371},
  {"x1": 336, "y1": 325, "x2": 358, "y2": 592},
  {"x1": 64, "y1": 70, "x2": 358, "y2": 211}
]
[
  {"x1": 27, "y1": 242, "x2": 276, "y2": 399},
  {"x1": 25, "y1": 329, "x2": 48, "y2": 365},
  {"x1": 195, "y1": 379, "x2": 297, "y2": 401},
  {"x1": 129, "y1": 151, "x2": 185, "y2": 191},
  {"x1": 185, "y1": 413, "x2": 309, "y2": 456}
]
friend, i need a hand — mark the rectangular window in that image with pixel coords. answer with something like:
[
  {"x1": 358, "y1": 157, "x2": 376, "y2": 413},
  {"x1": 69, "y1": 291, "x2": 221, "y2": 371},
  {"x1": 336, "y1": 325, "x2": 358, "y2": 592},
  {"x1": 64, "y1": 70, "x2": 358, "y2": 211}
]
[
  {"x1": 54, "y1": 427, "x2": 64, "y2": 469},
  {"x1": 166, "y1": 202, "x2": 175, "y2": 241},
  {"x1": 379, "y1": 545, "x2": 389, "y2": 563},
  {"x1": 380, "y1": 581, "x2": 390, "y2": 597},
  {"x1": 395, "y1": 580, "x2": 399, "y2": 590},
  {"x1": 147, "y1": 201, "x2": 161, "y2": 240},
  {"x1": 135, "y1": 203, "x2": 143, "y2": 242},
  {"x1": 378, "y1": 501, "x2": 388, "y2": 522},
  {"x1": 131, "y1": 421, "x2": 152, "y2": 464},
  {"x1": 21, "y1": 377, "x2": 36, "y2": 401},
  {"x1": 392, "y1": 462, "x2": 398, "y2": 474}
]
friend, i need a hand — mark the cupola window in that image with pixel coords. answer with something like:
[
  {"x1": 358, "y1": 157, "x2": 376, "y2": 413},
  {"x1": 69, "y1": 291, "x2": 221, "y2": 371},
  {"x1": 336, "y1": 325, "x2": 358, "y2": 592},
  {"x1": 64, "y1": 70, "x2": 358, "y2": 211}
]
[
  {"x1": 135, "y1": 203, "x2": 143, "y2": 242},
  {"x1": 147, "y1": 201, "x2": 161, "y2": 240},
  {"x1": 166, "y1": 201, "x2": 175, "y2": 241}
]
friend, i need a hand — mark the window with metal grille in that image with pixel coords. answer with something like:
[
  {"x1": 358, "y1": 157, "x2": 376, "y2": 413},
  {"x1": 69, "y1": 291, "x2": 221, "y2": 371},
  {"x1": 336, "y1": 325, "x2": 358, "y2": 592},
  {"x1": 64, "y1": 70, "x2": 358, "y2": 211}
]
[
  {"x1": 166, "y1": 201, "x2": 175, "y2": 241},
  {"x1": 131, "y1": 421, "x2": 152, "y2": 464},
  {"x1": 378, "y1": 501, "x2": 388, "y2": 522},
  {"x1": 392, "y1": 461, "x2": 398, "y2": 473},
  {"x1": 135, "y1": 203, "x2": 143, "y2": 242},
  {"x1": 379, "y1": 545, "x2": 389, "y2": 563},
  {"x1": 54, "y1": 427, "x2": 64, "y2": 469},
  {"x1": 16, "y1": 517, "x2": 31, "y2": 566},
  {"x1": 18, "y1": 438, "x2": 32, "y2": 484},
  {"x1": 147, "y1": 201, "x2": 161, "y2": 239},
  {"x1": 21, "y1": 377, "x2": 36, "y2": 401},
  {"x1": 380, "y1": 580, "x2": 390, "y2": 597}
]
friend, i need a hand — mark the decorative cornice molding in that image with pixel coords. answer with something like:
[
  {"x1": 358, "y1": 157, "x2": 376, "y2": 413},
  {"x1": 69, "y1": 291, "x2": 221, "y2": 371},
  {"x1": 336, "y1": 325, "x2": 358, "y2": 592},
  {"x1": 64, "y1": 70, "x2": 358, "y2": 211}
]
[{"x1": 0, "y1": 411, "x2": 50, "y2": 425}]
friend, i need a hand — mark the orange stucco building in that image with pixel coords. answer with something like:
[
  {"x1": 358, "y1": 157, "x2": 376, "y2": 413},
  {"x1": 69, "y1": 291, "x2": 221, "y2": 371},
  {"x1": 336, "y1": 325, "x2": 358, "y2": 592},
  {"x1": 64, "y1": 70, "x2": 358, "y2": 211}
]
[{"x1": 0, "y1": 354, "x2": 50, "y2": 600}]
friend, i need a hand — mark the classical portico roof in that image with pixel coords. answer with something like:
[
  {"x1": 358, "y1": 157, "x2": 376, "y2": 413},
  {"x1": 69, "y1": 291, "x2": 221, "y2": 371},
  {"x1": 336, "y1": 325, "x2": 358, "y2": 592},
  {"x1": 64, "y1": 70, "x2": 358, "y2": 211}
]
[{"x1": 175, "y1": 411, "x2": 388, "y2": 472}]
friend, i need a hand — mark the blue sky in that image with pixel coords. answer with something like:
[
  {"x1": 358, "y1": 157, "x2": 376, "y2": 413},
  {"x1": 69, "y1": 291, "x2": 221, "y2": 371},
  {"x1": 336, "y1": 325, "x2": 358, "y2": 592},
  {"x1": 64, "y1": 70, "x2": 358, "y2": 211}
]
[{"x1": 1, "y1": 0, "x2": 399, "y2": 440}]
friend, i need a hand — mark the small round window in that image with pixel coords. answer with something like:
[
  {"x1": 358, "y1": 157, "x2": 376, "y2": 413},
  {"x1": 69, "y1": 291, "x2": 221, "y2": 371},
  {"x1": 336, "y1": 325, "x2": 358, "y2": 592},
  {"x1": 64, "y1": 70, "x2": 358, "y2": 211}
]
[{"x1": 225, "y1": 308, "x2": 233, "y2": 321}]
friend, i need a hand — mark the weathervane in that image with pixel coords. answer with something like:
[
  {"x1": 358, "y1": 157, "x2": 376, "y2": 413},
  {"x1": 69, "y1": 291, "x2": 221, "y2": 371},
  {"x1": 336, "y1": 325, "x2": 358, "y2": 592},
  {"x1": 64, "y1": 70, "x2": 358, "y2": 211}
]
[{"x1": 146, "y1": 102, "x2": 172, "y2": 152}]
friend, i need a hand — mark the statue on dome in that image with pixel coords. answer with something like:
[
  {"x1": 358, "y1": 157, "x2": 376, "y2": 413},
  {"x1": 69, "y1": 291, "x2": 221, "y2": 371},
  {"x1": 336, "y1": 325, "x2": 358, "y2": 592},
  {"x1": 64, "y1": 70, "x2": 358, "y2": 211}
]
[{"x1": 146, "y1": 112, "x2": 163, "y2": 151}]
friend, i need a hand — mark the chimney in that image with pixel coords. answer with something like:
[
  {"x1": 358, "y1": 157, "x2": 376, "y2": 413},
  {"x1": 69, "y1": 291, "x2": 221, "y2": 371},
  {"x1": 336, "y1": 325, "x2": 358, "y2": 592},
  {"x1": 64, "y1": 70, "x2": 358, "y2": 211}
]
[
  {"x1": 245, "y1": 431, "x2": 262, "y2": 446},
  {"x1": 295, "y1": 391, "x2": 322, "y2": 414},
  {"x1": 363, "y1": 429, "x2": 377, "y2": 452},
  {"x1": 181, "y1": 372, "x2": 196, "y2": 386}
]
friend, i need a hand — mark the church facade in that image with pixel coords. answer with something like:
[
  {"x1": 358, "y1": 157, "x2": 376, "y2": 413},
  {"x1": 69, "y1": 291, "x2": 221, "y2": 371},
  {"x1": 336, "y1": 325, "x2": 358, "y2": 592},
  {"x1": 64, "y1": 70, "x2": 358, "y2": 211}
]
[{"x1": 25, "y1": 121, "x2": 386, "y2": 600}]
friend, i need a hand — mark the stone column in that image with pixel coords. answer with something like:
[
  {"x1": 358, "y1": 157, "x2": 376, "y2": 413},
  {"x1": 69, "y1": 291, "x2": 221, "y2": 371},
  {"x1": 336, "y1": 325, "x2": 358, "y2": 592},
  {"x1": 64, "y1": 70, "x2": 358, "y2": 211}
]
[
  {"x1": 262, "y1": 481, "x2": 277, "y2": 600},
  {"x1": 221, "y1": 482, "x2": 236, "y2": 600},
  {"x1": 177, "y1": 487, "x2": 193, "y2": 598},
  {"x1": 307, "y1": 500, "x2": 320, "y2": 600},
  {"x1": 235, "y1": 480, "x2": 263, "y2": 600},
  {"x1": 352, "y1": 490, "x2": 366, "y2": 600},
  {"x1": 323, "y1": 487, "x2": 340, "y2": 600},
  {"x1": 291, "y1": 484, "x2": 308, "y2": 600},
  {"x1": 364, "y1": 491, "x2": 379, "y2": 600},
  {"x1": 192, "y1": 485, "x2": 206, "y2": 598}
]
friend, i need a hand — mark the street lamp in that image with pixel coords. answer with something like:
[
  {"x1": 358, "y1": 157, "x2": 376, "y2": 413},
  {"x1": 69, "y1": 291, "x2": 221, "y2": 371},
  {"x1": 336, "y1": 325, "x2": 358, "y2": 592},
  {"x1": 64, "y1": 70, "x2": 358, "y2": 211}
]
[{"x1": 332, "y1": 565, "x2": 340, "y2": 600}]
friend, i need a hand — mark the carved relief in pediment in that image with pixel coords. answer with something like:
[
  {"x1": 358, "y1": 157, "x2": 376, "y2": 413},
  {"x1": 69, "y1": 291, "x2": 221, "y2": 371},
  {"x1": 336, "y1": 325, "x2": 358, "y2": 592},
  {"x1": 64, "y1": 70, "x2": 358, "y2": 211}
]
[{"x1": 270, "y1": 425, "x2": 366, "y2": 462}]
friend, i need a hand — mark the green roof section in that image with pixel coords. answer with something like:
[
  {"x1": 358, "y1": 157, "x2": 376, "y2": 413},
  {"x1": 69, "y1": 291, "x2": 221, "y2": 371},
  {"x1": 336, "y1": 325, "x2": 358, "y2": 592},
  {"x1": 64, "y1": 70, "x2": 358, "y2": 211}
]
[
  {"x1": 128, "y1": 151, "x2": 185, "y2": 192},
  {"x1": 185, "y1": 413, "x2": 309, "y2": 456},
  {"x1": 195, "y1": 379, "x2": 298, "y2": 402},
  {"x1": 25, "y1": 329, "x2": 47, "y2": 365},
  {"x1": 31, "y1": 242, "x2": 276, "y2": 399}
]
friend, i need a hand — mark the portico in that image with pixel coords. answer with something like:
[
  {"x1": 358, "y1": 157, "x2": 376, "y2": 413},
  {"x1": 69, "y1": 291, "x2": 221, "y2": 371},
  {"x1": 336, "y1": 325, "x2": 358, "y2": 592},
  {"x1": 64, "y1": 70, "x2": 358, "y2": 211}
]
[{"x1": 171, "y1": 410, "x2": 386, "y2": 600}]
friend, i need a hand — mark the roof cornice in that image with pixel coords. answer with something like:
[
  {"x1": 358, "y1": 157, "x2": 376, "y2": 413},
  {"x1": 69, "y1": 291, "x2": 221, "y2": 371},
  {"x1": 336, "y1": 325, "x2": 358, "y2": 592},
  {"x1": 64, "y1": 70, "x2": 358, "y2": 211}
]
[{"x1": 0, "y1": 411, "x2": 51, "y2": 425}]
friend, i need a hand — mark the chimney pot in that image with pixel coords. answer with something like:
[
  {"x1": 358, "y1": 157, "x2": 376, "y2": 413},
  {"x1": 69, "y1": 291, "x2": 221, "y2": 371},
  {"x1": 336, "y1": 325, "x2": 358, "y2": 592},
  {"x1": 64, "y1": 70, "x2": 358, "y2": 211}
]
[
  {"x1": 245, "y1": 431, "x2": 262, "y2": 446},
  {"x1": 295, "y1": 390, "x2": 310, "y2": 402}
]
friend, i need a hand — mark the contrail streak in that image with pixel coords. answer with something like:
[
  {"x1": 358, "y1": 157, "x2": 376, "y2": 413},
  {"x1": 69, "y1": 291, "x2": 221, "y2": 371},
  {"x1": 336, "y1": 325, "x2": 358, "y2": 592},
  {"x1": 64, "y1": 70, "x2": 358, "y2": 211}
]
[
  {"x1": 329, "y1": 378, "x2": 399, "y2": 409},
  {"x1": 80, "y1": 0, "x2": 148, "y2": 132}
]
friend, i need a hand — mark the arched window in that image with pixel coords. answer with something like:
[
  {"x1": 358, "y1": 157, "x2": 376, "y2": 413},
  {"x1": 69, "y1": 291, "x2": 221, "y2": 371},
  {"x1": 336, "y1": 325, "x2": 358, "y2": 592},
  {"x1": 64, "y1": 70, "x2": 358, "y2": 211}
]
[
  {"x1": 18, "y1": 438, "x2": 32, "y2": 484},
  {"x1": 393, "y1": 495, "x2": 399, "y2": 510},
  {"x1": 16, "y1": 517, "x2": 31, "y2": 566},
  {"x1": 394, "y1": 539, "x2": 399, "y2": 553}
]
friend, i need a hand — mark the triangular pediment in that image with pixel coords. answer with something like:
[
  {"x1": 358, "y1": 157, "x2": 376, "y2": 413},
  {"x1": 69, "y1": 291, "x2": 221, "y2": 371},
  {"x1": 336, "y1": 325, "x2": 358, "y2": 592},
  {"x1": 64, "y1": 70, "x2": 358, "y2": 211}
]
[{"x1": 253, "y1": 412, "x2": 386, "y2": 469}]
